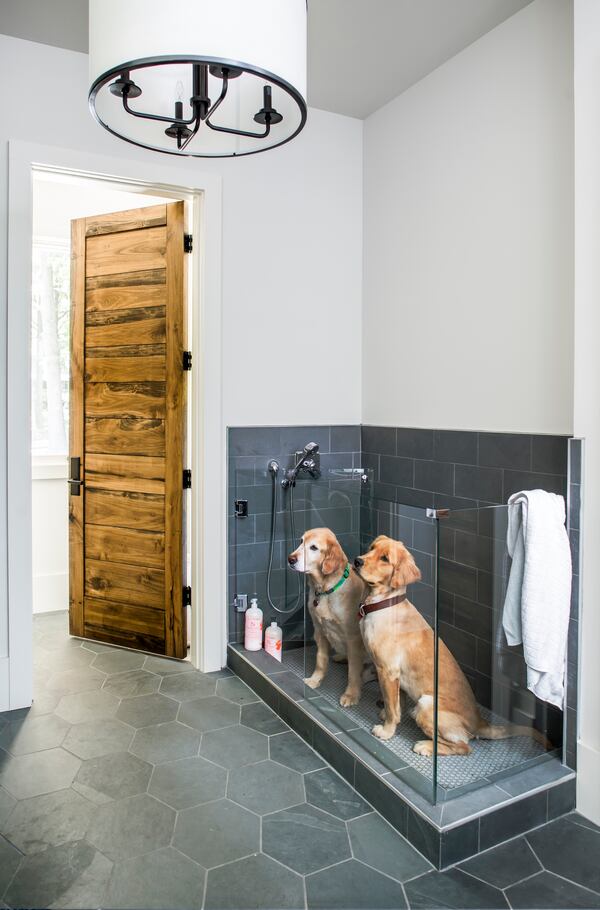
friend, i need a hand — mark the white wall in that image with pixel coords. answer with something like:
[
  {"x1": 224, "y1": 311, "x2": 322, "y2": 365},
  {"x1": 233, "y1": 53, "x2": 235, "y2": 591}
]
[
  {"x1": 573, "y1": 0, "x2": 600, "y2": 826},
  {"x1": 0, "y1": 34, "x2": 363, "y2": 661},
  {"x1": 362, "y1": 0, "x2": 574, "y2": 434},
  {"x1": 32, "y1": 473, "x2": 68, "y2": 614}
]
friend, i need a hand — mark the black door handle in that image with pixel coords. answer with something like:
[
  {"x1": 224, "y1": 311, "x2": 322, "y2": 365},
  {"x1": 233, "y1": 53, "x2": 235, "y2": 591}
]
[{"x1": 68, "y1": 457, "x2": 83, "y2": 496}]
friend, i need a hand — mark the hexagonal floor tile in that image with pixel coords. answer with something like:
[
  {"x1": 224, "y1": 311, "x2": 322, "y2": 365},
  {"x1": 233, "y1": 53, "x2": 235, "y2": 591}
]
[
  {"x1": 130, "y1": 721, "x2": 200, "y2": 764},
  {"x1": 159, "y1": 672, "x2": 216, "y2": 702},
  {"x1": 34, "y1": 645, "x2": 95, "y2": 672},
  {"x1": 0, "y1": 747, "x2": 80, "y2": 799},
  {"x1": 26, "y1": 691, "x2": 61, "y2": 717},
  {"x1": 106, "y1": 847, "x2": 206, "y2": 910},
  {"x1": 240, "y1": 702, "x2": 288, "y2": 735},
  {"x1": 205, "y1": 853, "x2": 304, "y2": 910},
  {"x1": 87, "y1": 793, "x2": 175, "y2": 862},
  {"x1": 178, "y1": 695, "x2": 240, "y2": 732},
  {"x1": 0, "y1": 713, "x2": 70, "y2": 756},
  {"x1": 305, "y1": 768, "x2": 370, "y2": 820},
  {"x1": 116, "y1": 693, "x2": 178, "y2": 728},
  {"x1": 215, "y1": 676, "x2": 260, "y2": 705},
  {"x1": 0, "y1": 786, "x2": 16, "y2": 828},
  {"x1": 62, "y1": 718, "x2": 134, "y2": 760},
  {"x1": 55, "y1": 690, "x2": 119, "y2": 724},
  {"x1": 46, "y1": 667, "x2": 105, "y2": 696},
  {"x1": 144, "y1": 655, "x2": 194, "y2": 676},
  {"x1": 269, "y1": 732, "x2": 326, "y2": 774},
  {"x1": 5, "y1": 839, "x2": 112, "y2": 910},
  {"x1": 92, "y1": 649, "x2": 146, "y2": 674},
  {"x1": 263, "y1": 804, "x2": 350, "y2": 874},
  {"x1": 2, "y1": 788, "x2": 93, "y2": 854},
  {"x1": 174, "y1": 798, "x2": 259, "y2": 868},
  {"x1": 148, "y1": 755, "x2": 227, "y2": 809},
  {"x1": 74, "y1": 751, "x2": 152, "y2": 803},
  {"x1": 228, "y1": 760, "x2": 304, "y2": 815},
  {"x1": 102, "y1": 669, "x2": 160, "y2": 699},
  {"x1": 306, "y1": 858, "x2": 407, "y2": 909},
  {"x1": 0, "y1": 835, "x2": 23, "y2": 895},
  {"x1": 200, "y1": 724, "x2": 268, "y2": 769},
  {"x1": 348, "y1": 812, "x2": 432, "y2": 882}
]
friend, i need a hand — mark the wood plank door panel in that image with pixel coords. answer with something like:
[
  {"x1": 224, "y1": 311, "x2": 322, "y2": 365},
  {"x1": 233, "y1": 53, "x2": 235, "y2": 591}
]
[{"x1": 69, "y1": 201, "x2": 187, "y2": 657}]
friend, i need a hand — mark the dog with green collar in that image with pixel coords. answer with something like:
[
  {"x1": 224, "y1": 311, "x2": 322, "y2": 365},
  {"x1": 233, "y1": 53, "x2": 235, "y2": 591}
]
[{"x1": 288, "y1": 528, "x2": 367, "y2": 707}]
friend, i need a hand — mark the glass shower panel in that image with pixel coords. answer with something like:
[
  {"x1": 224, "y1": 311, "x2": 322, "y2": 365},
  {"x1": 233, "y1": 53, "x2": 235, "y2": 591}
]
[
  {"x1": 433, "y1": 504, "x2": 558, "y2": 801},
  {"x1": 301, "y1": 483, "x2": 439, "y2": 804}
]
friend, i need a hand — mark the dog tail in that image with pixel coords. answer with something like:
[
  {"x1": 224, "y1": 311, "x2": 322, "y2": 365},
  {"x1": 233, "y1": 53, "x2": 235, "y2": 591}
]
[{"x1": 476, "y1": 719, "x2": 552, "y2": 749}]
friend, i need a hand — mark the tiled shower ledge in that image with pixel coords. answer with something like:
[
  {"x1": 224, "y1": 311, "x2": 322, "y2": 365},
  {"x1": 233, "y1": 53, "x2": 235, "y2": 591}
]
[{"x1": 228, "y1": 643, "x2": 575, "y2": 869}]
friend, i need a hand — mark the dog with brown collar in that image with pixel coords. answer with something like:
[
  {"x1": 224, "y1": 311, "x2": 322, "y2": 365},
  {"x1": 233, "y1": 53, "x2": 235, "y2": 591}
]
[
  {"x1": 288, "y1": 528, "x2": 367, "y2": 707},
  {"x1": 354, "y1": 535, "x2": 550, "y2": 754}
]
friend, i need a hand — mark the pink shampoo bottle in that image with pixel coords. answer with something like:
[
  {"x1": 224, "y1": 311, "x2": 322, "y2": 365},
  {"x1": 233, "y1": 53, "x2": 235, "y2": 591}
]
[{"x1": 244, "y1": 597, "x2": 263, "y2": 651}]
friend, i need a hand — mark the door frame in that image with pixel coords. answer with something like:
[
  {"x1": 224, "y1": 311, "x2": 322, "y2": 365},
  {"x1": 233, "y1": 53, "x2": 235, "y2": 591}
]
[{"x1": 5, "y1": 140, "x2": 225, "y2": 710}]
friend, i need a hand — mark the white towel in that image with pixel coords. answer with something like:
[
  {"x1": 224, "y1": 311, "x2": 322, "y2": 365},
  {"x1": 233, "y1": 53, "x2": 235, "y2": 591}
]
[{"x1": 502, "y1": 489, "x2": 572, "y2": 708}]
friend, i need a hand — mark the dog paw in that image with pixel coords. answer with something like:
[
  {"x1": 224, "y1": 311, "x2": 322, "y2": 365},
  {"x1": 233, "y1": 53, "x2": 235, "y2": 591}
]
[
  {"x1": 372, "y1": 723, "x2": 395, "y2": 741},
  {"x1": 379, "y1": 707, "x2": 386, "y2": 721},
  {"x1": 340, "y1": 690, "x2": 359, "y2": 707},
  {"x1": 413, "y1": 740, "x2": 434, "y2": 756},
  {"x1": 303, "y1": 676, "x2": 321, "y2": 690}
]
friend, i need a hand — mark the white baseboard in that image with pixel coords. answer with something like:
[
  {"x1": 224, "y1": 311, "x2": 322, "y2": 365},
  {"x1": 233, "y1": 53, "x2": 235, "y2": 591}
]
[
  {"x1": 577, "y1": 741, "x2": 600, "y2": 826},
  {"x1": 33, "y1": 572, "x2": 68, "y2": 614},
  {"x1": 0, "y1": 657, "x2": 9, "y2": 711}
]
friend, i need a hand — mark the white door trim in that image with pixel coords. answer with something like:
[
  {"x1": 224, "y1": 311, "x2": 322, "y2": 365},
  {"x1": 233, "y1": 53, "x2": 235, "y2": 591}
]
[{"x1": 6, "y1": 140, "x2": 225, "y2": 709}]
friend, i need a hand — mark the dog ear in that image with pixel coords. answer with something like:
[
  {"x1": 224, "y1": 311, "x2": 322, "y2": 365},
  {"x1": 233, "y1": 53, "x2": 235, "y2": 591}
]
[
  {"x1": 391, "y1": 547, "x2": 421, "y2": 588},
  {"x1": 322, "y1": 538, "x2": 345, "y2": 576}
]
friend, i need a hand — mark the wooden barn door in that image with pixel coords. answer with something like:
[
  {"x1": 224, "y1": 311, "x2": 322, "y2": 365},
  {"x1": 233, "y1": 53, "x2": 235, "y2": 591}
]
[{"x1": 69, "y1": 201, "x2": 188, "y2": 658}]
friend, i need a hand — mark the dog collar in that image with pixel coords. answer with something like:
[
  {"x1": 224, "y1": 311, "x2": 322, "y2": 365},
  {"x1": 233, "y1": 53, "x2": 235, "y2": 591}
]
[
  {"x1": 314, "y1": 564, "x2": 350, "y2": 608},
  {"x1": 358, "y1": 592, "x2": 407, "y2": 619}
]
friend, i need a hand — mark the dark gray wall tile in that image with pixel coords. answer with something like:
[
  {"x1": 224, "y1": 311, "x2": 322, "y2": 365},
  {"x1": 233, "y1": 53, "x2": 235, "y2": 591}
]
[
  {"x1": 396, "y1": 428, "x2": 434, "y2": 460},
  {"x1": 280, "y1": 427, "x2": 330, "y2": 455},
  {"x1": 229, "y1": 427, "x2": 281, "y2": 456},
  {"x1": 331, "y1": 425, "x2": 361, "y2": 453},
  {"x1": 503, "y1": 470, "x2": 566, "y2": 501},
  {"x1": 478, "y1": 433, "x2": 532, "y2": 471},
  {"x1": 380, "y1": 455, "x2": 414, "y2": 487},
  {"x1": 414, "y1": 460, "x2": 454, "y2": 495},
  {"x1": 434, "y1": 431, "x2": 478, "y2": 465},
  {"x1": 532, "y1": 436, "x2": 569, "y2": 475},
  {"x1": 455, "y1": 466, "x2": 503, "y2": 503},
  {"x1": 362, "y1": 426, "x2": 396, "y2": 456}
]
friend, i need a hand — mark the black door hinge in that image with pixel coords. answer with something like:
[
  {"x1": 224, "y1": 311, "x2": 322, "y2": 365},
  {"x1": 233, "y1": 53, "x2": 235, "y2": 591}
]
[
  {"x1": 183, "y1": 469, "x2": 192, "y2": 489},
  {"x1": 184, "y1": 234, "x2": 193, "y2": 253},
  {"x1": 183, "y1": 351, "x2": 192, "y2": 370},
  {"x1": 183, "y1": 586, "x2": 192, "y2": 607}
]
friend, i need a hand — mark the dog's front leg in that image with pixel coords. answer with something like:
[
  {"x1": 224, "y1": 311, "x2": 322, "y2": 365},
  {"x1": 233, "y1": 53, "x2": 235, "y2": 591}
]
[
  {"x1": 304, "y1": 626, "x2": 330, "y2": 689},
  {"x1": 340, "y1": 639, "x2": 365, "y2": 707},
  {"x1": 372, "y1": 670, "x2": 400, "y2": 740}
]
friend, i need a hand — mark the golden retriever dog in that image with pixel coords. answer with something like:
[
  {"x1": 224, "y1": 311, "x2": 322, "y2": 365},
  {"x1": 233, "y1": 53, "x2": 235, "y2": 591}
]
[
  {"x1": 288, "y1": 528, "x2": 367, "y2": 707},
  {"x1": 354, "y1": 535, "x2": 549, "y2": 754}
]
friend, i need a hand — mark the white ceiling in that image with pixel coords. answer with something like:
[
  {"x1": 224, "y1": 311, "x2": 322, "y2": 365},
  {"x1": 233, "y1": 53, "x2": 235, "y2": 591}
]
[
  {"x1": 308, "y1": 0, "x2": 533, "y2": 118},
  {"x1": 0, "y1": 0, "x2": 532, "y2": 118}
]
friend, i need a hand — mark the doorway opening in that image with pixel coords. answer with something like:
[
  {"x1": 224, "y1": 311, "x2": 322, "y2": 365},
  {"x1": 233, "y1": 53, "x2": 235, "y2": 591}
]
[{"x1": 31, "y1": 169, "x2": 195, "y2": 663}]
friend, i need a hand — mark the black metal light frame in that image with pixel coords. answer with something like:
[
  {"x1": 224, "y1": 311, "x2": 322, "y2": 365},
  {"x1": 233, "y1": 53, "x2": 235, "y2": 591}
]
[{"x1": 89, "y1": 55, "x2": 307, "y2": 158}]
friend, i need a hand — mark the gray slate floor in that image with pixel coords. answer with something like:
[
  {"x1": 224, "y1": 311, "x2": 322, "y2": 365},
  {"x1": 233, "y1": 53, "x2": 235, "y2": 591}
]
[{"x1": 0, "y1": 612, "x2": 597, "y2": 909}]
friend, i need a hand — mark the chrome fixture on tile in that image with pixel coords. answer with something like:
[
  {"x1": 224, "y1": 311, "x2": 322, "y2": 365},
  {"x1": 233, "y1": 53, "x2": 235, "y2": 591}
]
[{"x1": 281, "y1": 442, "x2": 320, "y2": 489}]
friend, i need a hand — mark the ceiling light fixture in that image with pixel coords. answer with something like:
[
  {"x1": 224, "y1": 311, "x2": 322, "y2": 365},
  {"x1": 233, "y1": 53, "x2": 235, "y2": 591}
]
[{"x1": 88, "y1": 0, "x2": 307, "y2": 158}]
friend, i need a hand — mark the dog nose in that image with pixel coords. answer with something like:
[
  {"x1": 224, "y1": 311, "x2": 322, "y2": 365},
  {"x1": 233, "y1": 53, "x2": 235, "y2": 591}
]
[
  {"x1": 288, "y1": 554, "x2": 297, "y2": 566},
  {"x1": 354, "y1": 557, "x2": 364, "y2": 568}
]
